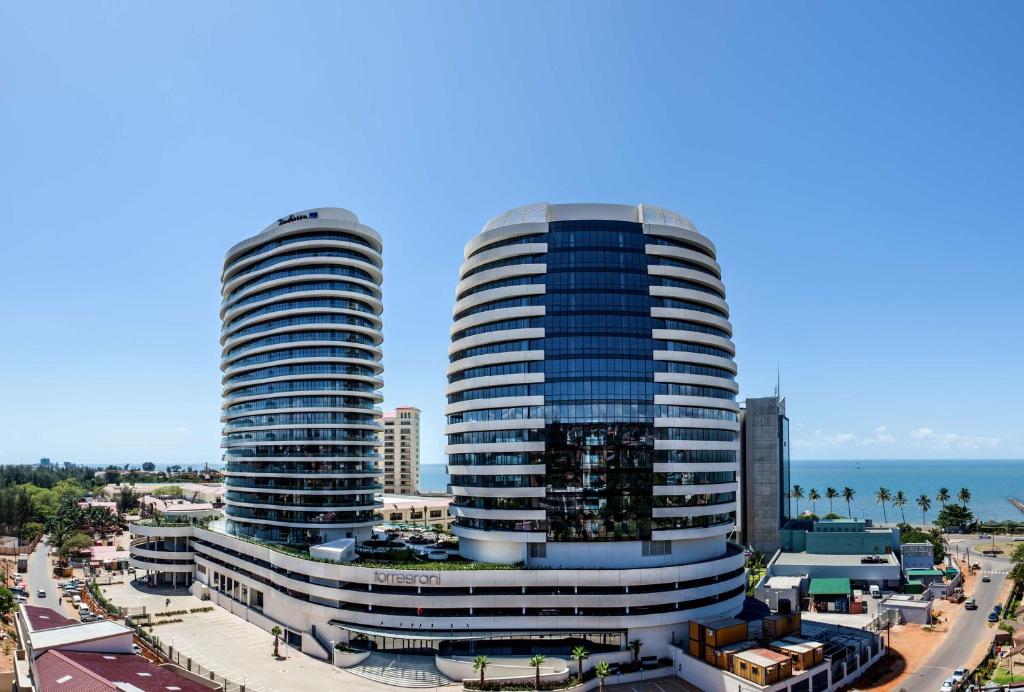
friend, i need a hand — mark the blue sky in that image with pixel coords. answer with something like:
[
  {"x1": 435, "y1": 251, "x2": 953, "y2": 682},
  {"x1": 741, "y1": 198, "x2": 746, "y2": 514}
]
[{"x1": 1, "y1": 2, "x2": 1021, "y2": 466}]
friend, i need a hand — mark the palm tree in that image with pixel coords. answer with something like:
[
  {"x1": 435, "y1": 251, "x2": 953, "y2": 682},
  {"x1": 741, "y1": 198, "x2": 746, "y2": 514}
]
[
  {"x1": 826, "y1": 487, "x2": 838, "y2": 515},
  {"x1": 958, "y1": 488, "x2": 971, "y2": 509},
  {"x1": 570, "y1": 646, "x2": 589, "y2": 682},
  {"x1": 842, "y1": 487, "x2": 856, "y2": 518},
  {"x1": 529, "y1": 654, "x2": 546, "y2": 690},
  {"x1": 271, "y1": 626, "x2": 282, "y2": 658},
  {"x1": 628, "y1": 639, "x2": 643, "y2": 667},
  {"x1": 917, "y1": 494, "x2": 932, "y2": 526},
  {"x1": 472, "y1": 655, "x2": 489, "y2": 686},
  {"x1": 893, "y1": 491, "x2": 908, "y2": 524},
  {"x1": 808, "y1": 488, "x2": 820, "y2": 515},
  {"x1": 790, "y1": 485, "x2": 804, "y2": 515},
  {"x1": 595, "y1": 661, "x2": 611, "y2": 692},
  {"x1": 875, "y1": 487, "x2": 891, "y2": 524},
  {"x1": 936, "y1": 487, "x2": 950, "y2": 508}
]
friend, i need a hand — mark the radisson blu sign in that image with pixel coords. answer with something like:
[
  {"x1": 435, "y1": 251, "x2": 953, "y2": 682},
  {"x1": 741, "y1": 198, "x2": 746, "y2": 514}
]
[{"x1": 278, "y1": 211, "x2": 319, "y2": 226}]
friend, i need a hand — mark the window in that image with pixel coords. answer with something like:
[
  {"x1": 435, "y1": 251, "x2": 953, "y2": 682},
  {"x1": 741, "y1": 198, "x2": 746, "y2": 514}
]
[{"x1": 528, "y1": 543, "x2": 547, "y2": 558}]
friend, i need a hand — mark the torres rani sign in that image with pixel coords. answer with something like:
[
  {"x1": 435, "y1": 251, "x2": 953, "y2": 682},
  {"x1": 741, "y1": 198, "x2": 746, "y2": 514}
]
[{"x1": 374, "y1": 571, "x2": 441, "y2": 586}]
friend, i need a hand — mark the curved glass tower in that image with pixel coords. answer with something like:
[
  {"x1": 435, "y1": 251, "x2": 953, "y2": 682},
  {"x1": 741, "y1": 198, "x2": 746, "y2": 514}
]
[
  {"x1": 447, "y1": 203, "x2": 739, "y2": 568},
  {"x1": 221, "y1": 208, "x2": 384, "y2": 545}
]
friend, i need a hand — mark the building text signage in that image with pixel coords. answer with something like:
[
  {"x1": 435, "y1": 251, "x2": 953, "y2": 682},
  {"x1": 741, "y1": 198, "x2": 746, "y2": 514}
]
[
  {"x1": 278, "y1": 211, "x2": 319, "y2": 226},
  {"x1": 374, "y1": 571, "x2": 440, "y2": 586}
]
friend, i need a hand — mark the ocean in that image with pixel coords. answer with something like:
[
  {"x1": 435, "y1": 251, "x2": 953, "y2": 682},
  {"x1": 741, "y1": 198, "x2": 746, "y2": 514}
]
[{"x1": 420, "y1": 459, "x2": 1024, "y2": 523}]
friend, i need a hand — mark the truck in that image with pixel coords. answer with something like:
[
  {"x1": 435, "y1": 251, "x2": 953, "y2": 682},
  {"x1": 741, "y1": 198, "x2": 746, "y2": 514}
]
[
  {"x1": 17, "y1": 553, "x2": 28, "y2": 572},
  {"x1": 869, "y1": 585, "x2": 881, "y2": 598}
]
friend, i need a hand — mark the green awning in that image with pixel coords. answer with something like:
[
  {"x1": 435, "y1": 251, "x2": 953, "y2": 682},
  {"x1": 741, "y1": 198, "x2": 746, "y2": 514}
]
[
  {"x1": 906, "y1": 569, "x2": 944, "y2": 578},
  {"x1": 808, "y1": 578, "x2": 851, "y2": 595}
]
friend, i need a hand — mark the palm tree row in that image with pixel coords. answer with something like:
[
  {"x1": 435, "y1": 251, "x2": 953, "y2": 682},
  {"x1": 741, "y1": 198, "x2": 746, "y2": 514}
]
[
  {"x1": 472, "y1": 643, "x2": 630, "y2": 691},
  {"x1": 790, "y1": 484, "x2": 970, "y2": 526}
]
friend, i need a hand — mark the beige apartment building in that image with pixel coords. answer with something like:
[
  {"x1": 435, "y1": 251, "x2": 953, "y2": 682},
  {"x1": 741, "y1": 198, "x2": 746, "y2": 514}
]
[{"x1": 382, "y1": 406, "x2": 421, "y2": 494}]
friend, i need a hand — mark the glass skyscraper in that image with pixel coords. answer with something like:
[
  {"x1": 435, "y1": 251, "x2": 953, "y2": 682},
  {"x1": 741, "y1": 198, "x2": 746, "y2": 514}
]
[
  {"x1": 447, "y1": 203, "x2": 740, "y2": 568},
  {"x1": 220, "y1": 208, "x2": 384, "y2": 545}
]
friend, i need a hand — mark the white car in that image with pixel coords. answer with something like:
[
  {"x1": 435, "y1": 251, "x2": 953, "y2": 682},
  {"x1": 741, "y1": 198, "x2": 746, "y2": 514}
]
[
  {"x1": 952, "y1": 668, "x2": 968, "y2": 682},
  {"x1": 940, "y1": 678, "x2": 956, "y2": 692}
]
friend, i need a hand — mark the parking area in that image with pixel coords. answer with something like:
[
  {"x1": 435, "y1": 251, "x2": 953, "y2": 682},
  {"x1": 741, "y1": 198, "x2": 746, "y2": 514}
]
[
  {"x1": 607, "y1": 677, "x2": 697, "y2": 692},
  {"x1": 99, "y1": 582, "x2": 390, "y2": 692}
]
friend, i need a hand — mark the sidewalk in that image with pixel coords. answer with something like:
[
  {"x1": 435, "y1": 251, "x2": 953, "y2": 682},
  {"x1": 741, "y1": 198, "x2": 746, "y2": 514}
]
[{"x1": 99, "y1": 581, "x2": 396, "y2": 692}]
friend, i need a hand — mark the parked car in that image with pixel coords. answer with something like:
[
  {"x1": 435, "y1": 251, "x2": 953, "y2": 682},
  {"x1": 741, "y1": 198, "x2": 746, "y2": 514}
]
[
  {"x1": 1013, "y1": 537, "x2": 1024, "y2": 542},
  {"x1": 965, "y1": 598, "x2": 978, "y2": 610},
  {"x1": 13, "y1": 595, "x2": 26, "y2": 604},
  {"x1": 988, "y1": 612, "x2": 999, "y2": 623},
  {"x1": 994, "y1": 604, "x2": 1002, "y2": 614},
  {"x1": 972, "y1": 562, "x2": 981, "y2": 570},
  {"x1": 952, "y1": 668, "x2": 968, "y2": 682},
  {"x1": 132, "y1": 643, "x2": 142, "y2": 655},
  {"x1": 940, "y1": 678, "x2": 956, "y2": 692},
  {"x1": 869, "y1": 584, "x2": 881, "y2": 598},
  {"x1": 982, "y1": 575, "x2": 992, "y2": 583},
  {"x1": 979, "y1": 533, "x2": 990, "y2": 539}
]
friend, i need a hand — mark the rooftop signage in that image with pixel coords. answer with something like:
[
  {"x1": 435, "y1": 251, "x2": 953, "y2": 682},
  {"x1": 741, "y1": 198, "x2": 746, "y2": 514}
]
[
  {"x1": 374, "y1": 571, "x2": 440, "y2": 586},
  {"x1": 277, "y1": 211, "x2": 318, "y2": 226}
]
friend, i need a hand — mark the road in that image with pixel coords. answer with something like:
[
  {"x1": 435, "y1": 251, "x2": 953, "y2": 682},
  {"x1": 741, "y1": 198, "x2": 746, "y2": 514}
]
[
  {"x1": 24, "y1": 535, "x2": 82, "y2": 620},
  {"x1": 905, "y1": 534, "x2": 1012, "y2": 691}
]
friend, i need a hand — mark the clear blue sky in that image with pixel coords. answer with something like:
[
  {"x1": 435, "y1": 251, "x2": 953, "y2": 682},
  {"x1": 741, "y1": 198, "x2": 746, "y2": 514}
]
[{"x1": 1, "y1": 2, "x2": 1021, "y2": 466}]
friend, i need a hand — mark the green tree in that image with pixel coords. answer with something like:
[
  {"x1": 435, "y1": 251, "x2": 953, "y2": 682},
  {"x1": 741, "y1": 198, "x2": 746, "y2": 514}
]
[
  {"x1": 472, "y1": 655, "x2": 489, "y2": 686},
  {"x1": 842, "y1": 487, "x2": 856, "y2": 518},
  {"x1": 790, "y1": 485, "x2": 804, "y2": 515},
  {"x1": 935, "y1": 503, "x2": 974, "y2": 531},
  {"x1": 117, "y1": 486, "x2": 139, "y2": 513},
  {"x1": 570, "y1": 646, "x2": 589, "y2": 681},
  {"x1": 271, "y1": 626, "x2": 282, "y2": 657},
  {"x1": 56, "y1": 532, "x2": 92, "y2": 567},
  {"x1": 958, "y1": 488, "x2": 971, "y2": 509},
  {"x1": 826, "y1": 487, "x2": 838, "y2": 514},
  {"x1": 875, "y1": 487, "x2": 891, "y2": 524},
  {"x1": 916, "y1": 495, "x2": 932, "y2": 526},
  {"x1": 0, "y1": 587, "x2": 14, "y2": 616},
  {"x1": 529, "y1": 654, "x2": 546, "y2": 690},
  {"x1": 936, "y1": 487, "x2": 950, "y2": 507},
  {"x1": 628, "y1": 639, "x2": 643, "y2": 666},
  {"x1": 893, "y1": 491, "x2": 908, "y2": 523},
  {"x1": 808, "y1": 488, "x2": 820, "y2": 515},
  {"x1": 19, "y1": 521, "x2": 44, "y2": 542},
  {"x1": 1010, "y1": 543, "x2": 1024, "y2": 565},
  {"x1": 595, "y1": 661, "x2": 611, "y2": 692}
]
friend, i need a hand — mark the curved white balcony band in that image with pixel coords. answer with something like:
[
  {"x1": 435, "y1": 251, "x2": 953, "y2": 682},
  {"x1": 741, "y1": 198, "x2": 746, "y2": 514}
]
[
  {"x1": 222, "y1": 238, "x2": 382, "y2": 283},
  {"x1": 466, "y1": 219, "x2": 549, "y2": 258},
  {"x1": 653, "y1": 416, "x2": 740, "y2": 429},
  {"x1": 449, "y1": 305, "x2": 546, "y2": 337},
  {"x1": 652, "y1": 372, "x2": 740, "y2": 393},
  {"x1": 646, "y1": 264, "x2": 726, "y2": 295},
  {"x1": 644, "y1": 244, "x2": 722, "y2": 278},
  {"x1": 649, "y1": 307, "x2": 733, "y2": 335},
  {"x1": 653, "y1": 394, "x2": 741, "y2": 412},
  {"x1": 455, "y1": 264, "x2": 547, "y2": 298},
  {"x1": 445, "y1": 372, "x2": 544, "y2": 397},
  {"x1": 222, "y1": 255, "x2": 383, "y2": 296},
  {"x1": 445, "y1": 442, "x2": 545, "y2": 455},
  {"x1": 444, "y1": 418, "x2": 546, "y2": 435},
  {"x1": 450, "y1": 506, "x2": 547, "y2": 521},
  {"x1": 224, "y1": 306, "x2": 384, "y2": 337},
  {"x1": 453, "y1": 283, "x2": 546, "y2": 316},
  {"x1": 641, "y1": 220, "x2": 716, "y2": 256},
  {"x1": 223, "y1": 272, "x2": 382, "y2": 309},
  {"x1": 129, "y1": 557, "x2": 194, "y2": 574},
  {"x1": 653, "y1": 482, "x2": 738, "y2": 496},
  {"x1": 648, "y1": 284, "x2": 730, "y2": 314},
  {"x1": 446, "y1": 464, "x2": 545, "y2": 476},
  {"x1": 451, "y1": 525, "x2": 546, "y2": 543},
  {"x1": 448, "y1": 328, "x2": 546, "y2": 357},
  {"x1": 652, "y1": 350, "x2": 737, "y2": 373},
  {"x1": 446, "y1": 350, "x2": 544, "y2": 377},
  {"x1": 222, "y1": 288, "x2": 384, "y2": 325},
  {"x1": 458, "y1": 242, "x2": 549, "y2": 278},
  {"x1": 448, "y1": 486, "x2": 545, "y2": 498},
  {"x1": 654, "y1": 440, "x2": 740, "y2": 452},
  {"x1": 445, "y1": 395, "x2": 545, "y2": 415},
  {"x1": 654, "y1": 462, "x2": 738, "y2": 473},
  {"x1": 224, "y1": 356, "x2": 385, "y2": 379},
  {"x1": 650, "y1": 329, "x2": 735, "y2": 355}
]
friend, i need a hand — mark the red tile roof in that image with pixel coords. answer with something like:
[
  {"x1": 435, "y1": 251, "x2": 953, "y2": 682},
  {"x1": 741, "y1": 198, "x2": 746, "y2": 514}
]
[
  {"x1": 35, "y1": 650, "x2": 211, "y2": 692},
  {"x1": 24, "y1": 605, "x2": 77, "y2": 631}
]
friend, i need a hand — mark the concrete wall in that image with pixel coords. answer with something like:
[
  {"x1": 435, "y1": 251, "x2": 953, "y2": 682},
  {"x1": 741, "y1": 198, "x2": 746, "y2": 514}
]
[{"x1": 740, "y1": 397, "x2": 788, "y2": 557}]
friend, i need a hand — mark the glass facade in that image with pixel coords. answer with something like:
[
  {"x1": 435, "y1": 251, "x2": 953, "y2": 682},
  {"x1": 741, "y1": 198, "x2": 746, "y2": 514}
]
[
  {"x1": 221, "y1": 211, "x2": 384, "y2": 545},
  {"x1": 447, "y1": 205, "x2": 740, "y2": 554}
]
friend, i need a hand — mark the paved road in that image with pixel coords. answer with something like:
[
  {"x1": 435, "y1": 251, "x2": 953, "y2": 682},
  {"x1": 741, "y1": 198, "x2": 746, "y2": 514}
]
[
  {"x1": 25, "y1": 536, "x2": 82, "y2": 620},
  {"x1": 905, "y1": 535, "x2": 1010, "y2": 691}
]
